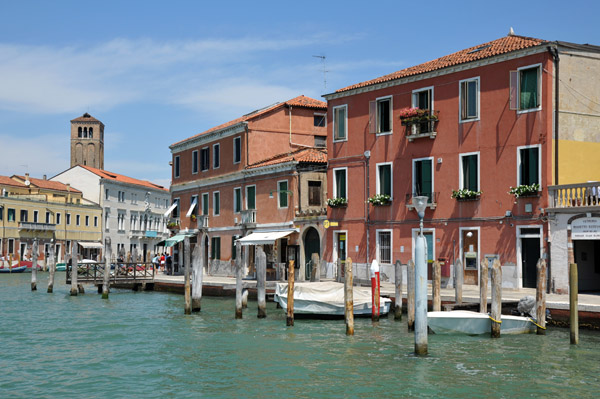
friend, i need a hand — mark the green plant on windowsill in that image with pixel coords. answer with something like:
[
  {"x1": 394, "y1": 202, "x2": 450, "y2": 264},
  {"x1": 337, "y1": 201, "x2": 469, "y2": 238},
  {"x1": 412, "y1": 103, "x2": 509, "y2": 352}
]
[
  {"x1": 190, "y1": 214, "x2": 197, "y2": 221},
  {"x1": 167, "y1": 222, "x2": 179, "y2": 229},
  {"x1": 327, "y1": 197, "x2": 348, "y2": 207},
  {"x1": 368, "y1": 194, "x2": 392, "y2": 206},
  {"x1": 451, "y1": 189, "x2": 482, "y2": 200},
  {"x1": 508, "y1": 183, "x2": 540, "y2": 198}
]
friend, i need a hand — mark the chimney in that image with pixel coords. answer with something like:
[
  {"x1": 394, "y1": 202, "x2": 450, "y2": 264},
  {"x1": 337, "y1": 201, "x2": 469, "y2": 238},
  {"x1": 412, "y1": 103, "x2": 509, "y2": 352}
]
[
  {"x1": 25, "y1": 173, "x2": 29, "y2": 180},
  {"x1": 66, "y1": 183, "x2": 71, "y2": 203},
  {"x1": 43, "y1": 174, "x2": 47, "y2": 180}
]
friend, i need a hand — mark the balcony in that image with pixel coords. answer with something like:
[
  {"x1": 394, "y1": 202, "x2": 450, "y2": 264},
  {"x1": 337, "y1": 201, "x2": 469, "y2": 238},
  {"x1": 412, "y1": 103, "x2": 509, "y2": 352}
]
[
  {"x1": 240, "y1": 210, "x2": 257, "y2": 227},
  {"x1": 405, "y1": 192, "x2": 438, "y2": 211},
  {"x1": 401, "y1": 110, "x2": 439, "y2": 142},
  {"x1": 548, "y1": 182, "x2": 600, "y2": 209},
  {"x1": 18, "y1": 222, "x2": 56, "y2": 232},
  {"x1": 197, "y1": 215, "x2": 209, "y2": 229}
]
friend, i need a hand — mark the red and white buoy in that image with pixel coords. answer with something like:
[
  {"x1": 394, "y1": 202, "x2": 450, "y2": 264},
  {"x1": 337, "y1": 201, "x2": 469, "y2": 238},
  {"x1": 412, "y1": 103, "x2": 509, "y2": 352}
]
[{"x1": 370, "y1": 259, "x2": 381, "y2": 321}]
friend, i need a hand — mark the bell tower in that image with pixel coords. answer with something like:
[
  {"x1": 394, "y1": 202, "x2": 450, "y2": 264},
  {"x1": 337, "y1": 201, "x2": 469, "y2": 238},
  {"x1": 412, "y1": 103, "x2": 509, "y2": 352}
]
[{"x1": 70, "y1": 113, "x2": 104, "y2": 169}]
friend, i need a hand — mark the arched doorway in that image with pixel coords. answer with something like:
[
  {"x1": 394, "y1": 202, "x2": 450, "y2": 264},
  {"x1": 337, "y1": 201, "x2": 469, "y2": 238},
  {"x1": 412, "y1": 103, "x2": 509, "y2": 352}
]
[{"x1": 303, "y1": 227, "x2": 320, "y2": 280}]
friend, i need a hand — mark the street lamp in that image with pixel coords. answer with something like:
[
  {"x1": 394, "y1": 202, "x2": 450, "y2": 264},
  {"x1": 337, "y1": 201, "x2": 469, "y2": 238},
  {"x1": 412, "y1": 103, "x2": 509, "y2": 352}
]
[{"x1": 412, "y1": 195, "x2": 429, "y2": 356}]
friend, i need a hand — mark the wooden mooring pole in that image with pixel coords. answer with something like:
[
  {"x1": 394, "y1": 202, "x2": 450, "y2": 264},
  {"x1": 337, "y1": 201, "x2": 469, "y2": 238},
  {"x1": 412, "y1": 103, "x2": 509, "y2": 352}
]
[
  {"x1": 490, "y1": 259, "x2": 502, "y2": 338},
  {"x1": 102, "y1": 238, "x2": 112, "y2": 299},
  {"x1": 184, "y1": 237, "x2": 191, "y2": 315},
  {"x1": 235, "y1": 242, "x2": 243, "y2": 319},
  {"x1": 432, "y1": 260, "x2": 441, "y2": 312},
  {"x1": 569, "y1": 263, "x2": 579, "y2": 345},
  {"x1": 407, "y1": 259, "x2": 415, "y2": 331},
  {"x1": 536, "y1": 259, "x2": 547, "y2": 335},
  {"x1": 257, "y1": 247, "x2": 267, "y2": 318},
  {"x1": 370, "y1": 260, "x2": 380, "y2": 322},
  {"x1": 480, "y1": 257, "x2": 489, "y2": 313},
  {"x1": 286, "y1": 260, "x2": 295, "y2": 326},
  {"x1": 70, "y1": 242, "x2": 78, "y2": 296},
  {"x1": 31, "y1": 240, "x2": 38, "y2": 291},
  {"x1": 394, "y1": 260, "x2": 402, "y2": 320},
  {"x1": 455, "y1": 259, "x2": 463, "y2": 305},
  {"x1": 191, "y1": 241, "x2": 203, "y2": 312},
  {"x1": 310, "y1": 253, "x2": 320, "y2": 282},
  {"x1": 47, "y1": 244, "x2": 56, "y2": 293},
  {"x1": 344, "y1": 258, "x2": 354, "y2": 336}
]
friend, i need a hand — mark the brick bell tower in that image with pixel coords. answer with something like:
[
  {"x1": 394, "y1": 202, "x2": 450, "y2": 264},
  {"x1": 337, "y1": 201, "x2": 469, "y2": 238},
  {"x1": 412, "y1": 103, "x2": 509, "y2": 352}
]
[{"x1": 70, "y1": 113, "x2": 104, "y2": 169}]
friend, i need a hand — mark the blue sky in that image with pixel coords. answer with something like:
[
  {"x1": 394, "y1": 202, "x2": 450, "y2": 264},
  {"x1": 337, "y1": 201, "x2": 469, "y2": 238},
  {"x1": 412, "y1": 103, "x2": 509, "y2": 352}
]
[{"x1": 0, "y1": 0, "x2": 598, "y2": 188}]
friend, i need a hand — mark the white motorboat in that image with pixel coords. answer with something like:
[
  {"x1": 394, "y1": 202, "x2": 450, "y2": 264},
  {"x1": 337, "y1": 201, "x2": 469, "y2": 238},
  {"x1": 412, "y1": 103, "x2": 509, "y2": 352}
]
[
  {"x1": 274, "y1": 281, "x2": 392, "y2": 318},
  {"x1": 427, "y1": 310, "x2": 537, "y2": 335}
]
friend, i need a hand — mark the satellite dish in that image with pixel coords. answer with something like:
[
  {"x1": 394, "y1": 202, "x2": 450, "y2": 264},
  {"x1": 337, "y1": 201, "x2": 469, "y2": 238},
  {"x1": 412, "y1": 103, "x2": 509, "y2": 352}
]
[{"x1": 25, "y1": 180, "x2": 30, "y2": 186}]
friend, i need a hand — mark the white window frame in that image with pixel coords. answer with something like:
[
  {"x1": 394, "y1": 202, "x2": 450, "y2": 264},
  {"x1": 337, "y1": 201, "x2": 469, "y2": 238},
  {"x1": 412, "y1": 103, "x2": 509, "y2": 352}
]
[
  {"x1": 245, "y1": 185, "x2": 256, "y2": 210},
  {"x1": 172, "y1": 197, "x2": 180, "y2": 218},
  {"x1": 412, "y1": 157, "x2": 435, "y2": 198},
  {"x1": 412, "y1": 86, "x2": 434, "y2": 110},
  {"x1": 187, "y1": 195, "x2": 198, "y2": 217},
  {"x1": 233, "y1": 187, "x2": 242, "y2": 214},
  {"x1": 192, "y1": 150, "x2": 199, "y2": 174},
  {"x1": 376, "y1": 162, "x2": 393, "y2": 198},
  {"x1": 201, "y1": 147, "x2": 210, "y2": 172},
  {"x1": 233, "y1": 136, "x2": 242, "y2": 164},
  {"x1": 213, "y1": 191, "x2": 220, "y2": 216},
  {"x1": 85, "y1": 215, "x2": 89, "y2": 226},
  {"x1": 332, "y1": 230, "x2": 349, "y2": 264},
  {"x1": 213, "y1": 143, "x2": 220, "y2": 170},
  {"x1": 314, "y1": 112, "x2": 326, "y2": 127},
  {"x1": 459, "y1": 226, "x2": 481, "y2": 277},
  {"x1": 174, "y1": 155, "x2": 180, "y2": 178},
  {"x1": 332, "y1": 167, "x2": 348, "y2": 199},
  {"x1": 33, "y1": 210, "x2": 39, "y2": 223},
  {"x1": 517, "y1": 63, "x2": 542, "y2": 114},
  {"x1": 56, "y1": 212, "x2": 61, "y2": 225},
  {"x1": 459, "y1": 151, "x2": 480, "y2": 191},
  {"x1": 459, "y1": 76, "x2": 480, "y2": 123},
  {"x1": 66, "y1": 213, "x2": 71, "y2": 225},
  {"x1": 516, "y1": 144, "x2": 542, "y2": 188},
  {"x1": 94, "y1": 216, "x2": 98, "y2": 227},
  {"x1": 333, "y1": 104, "x2": 348, "y2": 142},
  {"x1": 202, "y1": 193, "x2": 209, "y2": 216},
  {"x1": 376, "y1": 95, "x2": 393, "y2": 135},
  {"x1": 277, "y1": 180, "x2": 289, "y2": 209},
  {"x1": 376, "y1": 229, "x2": 393, "y2": 265}
]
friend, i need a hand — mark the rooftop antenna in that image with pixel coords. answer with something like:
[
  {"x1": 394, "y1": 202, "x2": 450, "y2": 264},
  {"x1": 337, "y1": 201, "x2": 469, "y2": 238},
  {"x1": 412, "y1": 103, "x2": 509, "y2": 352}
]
[
  {"x1": 312, "y1": 55, "x2": 328, "y2": 91},
  {"x1": 508, "y1": 27, "x2": 515, "y2": 36}
]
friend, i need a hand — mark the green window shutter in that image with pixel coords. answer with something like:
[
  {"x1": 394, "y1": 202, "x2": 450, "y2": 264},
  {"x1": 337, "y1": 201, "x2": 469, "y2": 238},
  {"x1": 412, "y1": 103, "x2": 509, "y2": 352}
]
[
  {"x1": 335, "y1": 107, "x2": 346, "y2": 139},
  {"x1": 425, "y1": 233, "x2": 434, "y2": 262},
  {"x1": 247, "y1": 186, "x2": 256, "y2": 210},
  {"x1": 462, "y1": 155, "x2": 478, "y2": 191},
  {"x1": 379, "y1": 165, "x2": 391, "y2": 196},
  {"x1": 202, "y1": 194, "x2": 208, "y2": 215},
  {"x1": 520, "y1": 68, "x2": 538, "y2": 110},
  {"x1": 416, "y1": 160, "x2": 432, "y2": 200},
  {"x1": 520, "y1": 148, "x2": 539, "y2": 185},
  {"x1": 279, "y1": 181, "x2": 288, "y2": 207},
  {"x1": 336, "y1": 170, "x2": 346, "y2": 199}
]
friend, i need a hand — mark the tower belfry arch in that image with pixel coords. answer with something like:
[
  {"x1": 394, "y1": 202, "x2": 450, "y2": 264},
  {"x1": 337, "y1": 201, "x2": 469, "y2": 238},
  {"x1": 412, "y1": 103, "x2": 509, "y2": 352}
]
[{"x1": 70, "y1": 113, "x2": 104, "y2": 169}]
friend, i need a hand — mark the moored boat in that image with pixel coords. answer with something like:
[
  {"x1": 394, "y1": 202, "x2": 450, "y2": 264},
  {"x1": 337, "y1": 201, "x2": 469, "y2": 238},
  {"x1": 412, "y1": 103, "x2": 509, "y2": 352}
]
[
  {"x1": 0, "y1": 265, "x2": 28, "y2": 273},
  {"x1": 427, "y1": 310, "x2": 537, "y2": 335}
]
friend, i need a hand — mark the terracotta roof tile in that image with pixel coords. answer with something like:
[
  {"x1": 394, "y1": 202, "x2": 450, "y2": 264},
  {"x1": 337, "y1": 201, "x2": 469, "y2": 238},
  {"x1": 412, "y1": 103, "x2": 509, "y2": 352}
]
[
  {"x1": 70, "y1": 112, "x2": 103, "y2": 124},
  {"x1": 0, "y1": 176, "x2": 26, "y2": 188},
  {"x1": 337, "y1": 35, "x2": 547, "y2": 93},
  {"x1": 9, "y1": 175, "x2": 82, "y2": 193},
  {"x1": 171, "y1": 95, "x2": 326, "y2": 147},
  {"x1": 77, "y1": 165, "x2": 168, "y2": 191},
  {"x1": 246, "y1": 147, "x2": 327, "y2": 169}
]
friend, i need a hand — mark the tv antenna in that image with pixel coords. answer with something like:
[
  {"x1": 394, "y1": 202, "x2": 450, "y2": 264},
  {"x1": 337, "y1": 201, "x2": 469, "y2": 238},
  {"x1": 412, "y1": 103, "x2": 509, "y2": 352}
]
[{"x1": 312, "y1": 55, "x2": 328, "y2": 91}]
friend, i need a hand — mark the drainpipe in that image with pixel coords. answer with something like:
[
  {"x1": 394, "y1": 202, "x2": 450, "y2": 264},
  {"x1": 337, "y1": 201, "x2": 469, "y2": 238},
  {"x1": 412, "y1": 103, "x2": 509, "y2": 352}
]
[
  {"x1": 364, "y1": 151, "x2": 371, "y2": 265},
  {"x1": 244, "y1": 122, "x2": 249, "y2": 167},
  {"x1": 548, "y1": 45, "x2": 560, "y2": 185}
]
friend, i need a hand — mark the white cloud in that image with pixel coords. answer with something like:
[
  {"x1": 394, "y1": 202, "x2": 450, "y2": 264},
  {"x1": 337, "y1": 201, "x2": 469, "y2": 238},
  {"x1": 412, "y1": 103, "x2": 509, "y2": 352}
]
[{"x1": 0, "y1": 134, "x2": 70, "y2": 178}]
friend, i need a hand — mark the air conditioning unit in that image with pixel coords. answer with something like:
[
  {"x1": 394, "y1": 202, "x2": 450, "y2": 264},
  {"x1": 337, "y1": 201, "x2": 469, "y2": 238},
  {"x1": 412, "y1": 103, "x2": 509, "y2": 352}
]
[{"x1": 234, "y1": 217, "x2": 238, "y2": 224}]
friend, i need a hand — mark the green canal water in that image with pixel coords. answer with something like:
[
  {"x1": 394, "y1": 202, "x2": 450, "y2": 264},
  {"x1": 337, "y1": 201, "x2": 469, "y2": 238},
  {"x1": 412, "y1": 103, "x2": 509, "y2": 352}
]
[{"x1": 1, "y1": 273, "x2": 599, "y2": 398}]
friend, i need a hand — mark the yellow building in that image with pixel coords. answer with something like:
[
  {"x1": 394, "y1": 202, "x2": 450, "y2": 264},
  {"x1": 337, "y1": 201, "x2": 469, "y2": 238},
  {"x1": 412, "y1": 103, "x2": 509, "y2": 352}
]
[{"x1": 0, "y1": 174, "x2": 102, "y2": 263}]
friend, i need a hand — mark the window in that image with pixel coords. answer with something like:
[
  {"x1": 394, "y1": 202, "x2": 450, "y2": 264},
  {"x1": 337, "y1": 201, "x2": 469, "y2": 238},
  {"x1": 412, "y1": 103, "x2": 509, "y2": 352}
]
[
  {"x1": 33, "y1": 210, "x2": 39, "y2": 223},
  {"x1": 377, "y1": 163, "x2": 392, "y2": 197},
  {"x1": 413, "y1": 87, "x2": 433, "y2": 111},
  {"x1": 56, "y1": 213, "x2": 61, "y2": 225},
  {"x1": 246, "y1": 185, "x2": 256, "y2": 210},
  {"x1": 213, "y1": 144, "x2": 220, "y2": 169},
  {"x1": 518, "y1": 65, "x2": 541, "y2": 111},
  {"x1": 278, "y1": 180, "x2": 288, "y2": 208},
  {"x1": 174, "y1": 155, "x2": 180, "y2": 178},
  {"x1": 105, "y1": 188, "x2": 109, "y2": 200},
  {"x1": 8, "y1": 238, "x2": 14, "y2": 254},
  {"x1": 333, "y1": 168, "x2": 347, "y2": 199},
  {"x1": 192, "y1": 150, "x2": 199, "y2": 174},
  {"x1": 0, "y1": 208, "x2": 2, "y2": 221},
  {"x1": 369, "y1": 96, "x2": 392, "y2": 134},
  {"x1": 413, "y1": 158, "x2": 433, "y2": 201},
  {"x1": 188, "y1": 195, "x2": 198, "y2": 217},
  {"x1": 314, "y1": 136, "x2": 326, "y2": 147},
  {"x1": 314, "y1": 114, "x2": 326, "y2": 127},
  {"x1": 231, "y1": 236, "x2": 239, "y2": 259},
  {"x1": 201, "y1": 147, "x2": 210, "y2": 171},
  {"x1": 377, "y1": 230, "x2": 392, "y2": 264},
  {"x1": 85, "y1": 215, "x2": 89, "y2": 226},
  {"x1": 211, "y1": 237, "x2": 221, "y2": 260},
  {"x1": 104, "y1": 211, "x2": 109, "y2": 231},
  {"x1": 333, "y1": 105, "x2": 347, "y2": 141},
  {"x1": 202, "y1": 193, "x2": 209, "y2": 216},
  {"x1": 76, "y1": 215, "x2": 81, "y2": 226},
  {"x1": 118, "y1": 191, "x2": 125, "y2": 202},
  {"x1": 308, "y1": 181, "x2": 322, "y2": 206},
  {"x1": 213, "y1": 191, "x2": 220, "y2": 216},
  {"x1": 234, "y1": 188, "x2": 242, "y2": 213},
  {"x1": 460, "y1": 77, "x2": 479, "y2": 121},
  {"x1": 66, "y1": 213, "x2": 71, "y2": 225},
  {"x1": 233, "y1": 136, "x2": 242, "y2": 164},
  {"x1": 131, "y1": 193, "x2": 137, "y2": 204},
  {"x1": 20, "y1": 210, "x2": 28, "y2": 222},
  {"x1": 89, "y1": 127, "x2": 93, "y2": 138},
  {"x1": 460, "y1": 152, "x2": 480, "y2": 191},
  {"x1": 7, "y1": 208, "x2": 15, "y2": 222},
  {"x1": 45, "y1": 211, "x2": 51, "y2": 224},
  {"x1": 118, "y1": 214, "x2": 125, "y2": 231},
  {"x1": 94, "y1": 216, "x2": 98, "y2": 227},
  {"x1": 172, "y1": 198, "x2": 180, "y2": 218},
  {"x1": 518, "y1": 145, "x2": 541, "y2": 186}
]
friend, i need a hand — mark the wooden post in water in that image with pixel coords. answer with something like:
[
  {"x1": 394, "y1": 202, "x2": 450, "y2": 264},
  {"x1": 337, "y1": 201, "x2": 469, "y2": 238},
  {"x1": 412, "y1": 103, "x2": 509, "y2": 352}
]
[
  {"x1": 394, "y1": 260, "x2": 402, "y2": 320},
  {"x1": 102, "y1": 238, "x2": 112, "y2": 299},
  {"x1": 310, "y1": 253, "x2": 320, "y2": 282},
  {"x1": 536, "y1": 259, "x2": 547, "y2": 335},
  {"x1": 287, "y1": 259, "x2": 295, "y2": 326},
  {"x1": 407, "y1": 259, "x2": 415, "y2": 331},
  {"x1": 47, "y1": 244, "x2": 56, "y2": 293},
  {"x1": 242, "y1": 289, "x2": 248, "y2": 308},
  {"x1": 344, "y1": 258, "x2": 354, "y2": 336},
  {"x1": 70, "y1": 242, "x2": 78, "y2": 296},
  {"x1": 235, "y1": 241, "x2": 243, "y2": 319},
  {"x1": 490, "y1": 259, "x2": 502, "y2": 338},
  {"x1": 455, "y1": 259, "x2": 463, "y2": 305},
  {"x1": 569, "y1": 263, "x2": 579, "y2": 345},
  {"x1": 191, "y1": 242, "x2": 203, "y2": 312},
  {"x1": 480, "y1": 258, "x2": 489, "y2": 313},
  {"x1": 31, "y1": 240, "x2": 38, "y2": 291},
  {"x1": 184, "y1": 237, "x2": 191, "y2": 315},
  {"x1": 257, "y1": 247, "x2": 267, "y2": 318},
  {"x1": 370, "y1": 260, "x2": 380, "y2": 322},
  {"x1": 432, "y1": 260, "x2": 441, "y2": 312}
]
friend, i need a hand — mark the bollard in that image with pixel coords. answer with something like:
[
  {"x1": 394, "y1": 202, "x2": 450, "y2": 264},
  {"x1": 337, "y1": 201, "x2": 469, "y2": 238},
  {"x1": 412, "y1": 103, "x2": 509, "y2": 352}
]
[
  {"x1": 235, "y1": 242, "x2": 243, "y2": 319},
  {"x1": 407, "y1": 260, "x2": 415, "y2": 331},
  {"x1": 184, "y1": 237, "x2": 191, "y2": 315},
  {"x1": 490, "y1": 259, "x2": 502, "y2": 338},
  {"x1": 569, "y1": 263, "x2": 579, "y2": 345},
  {"x1": 311, "y1": 253, "x2": 320, "y2": 282},
  {"x1": 257, "y1": 247, "x2": 267, "y2": 318},
  {"x1": 455, "y1": 259, "x2": 463, "y2": 305},
  {"x1": 370, "y1": 259, "x2": 380, "y2": 322},
  {"x1": 344, "y1": 258, "x2": 354, "y2": 335},
  {"x1": 536, "y1": 259, "x2": 547, "y2": 335},
  {"x1": 31, "y1": 240, "x2": 38, "y2": 291},
  {"x1": 414, "y1": 234, "x2": 428, "y2": 356},
  {"x1": 432, "y1": 260, "x2": 441, "y2": 312},
  {"x1": 70, "y1": 242, "x2": 78, "y2": 296},
  {"x1": 287, "y1": 260, "x2": 295, "y2": 326},
  {"x1": 480, "y1": 258, "x2": 489, "y2": 313},
  {"x1": 191, "y1": 241, "x2": 203, "y2": 312},
  {"x1": 47, "y1": 246, "x2": 56, "y2": 293},
  {"x1": 102, "y1": 238, "x2": 112, "y2": 299},
  {"x1": 394, "y1": 260, "x2": 402, "y2": 320}
]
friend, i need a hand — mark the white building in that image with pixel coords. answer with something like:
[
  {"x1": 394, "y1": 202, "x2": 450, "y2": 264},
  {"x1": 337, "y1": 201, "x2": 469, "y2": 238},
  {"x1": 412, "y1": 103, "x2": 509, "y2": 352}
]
[{"x1": 51, "y1": 165, "x2": 171, "y2": 260}]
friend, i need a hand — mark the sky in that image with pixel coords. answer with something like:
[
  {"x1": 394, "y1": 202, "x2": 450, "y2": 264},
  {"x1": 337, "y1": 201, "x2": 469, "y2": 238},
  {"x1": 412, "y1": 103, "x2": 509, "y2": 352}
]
[{"x1": 0, "y1": 0, "x2": 598, "y2": 189}]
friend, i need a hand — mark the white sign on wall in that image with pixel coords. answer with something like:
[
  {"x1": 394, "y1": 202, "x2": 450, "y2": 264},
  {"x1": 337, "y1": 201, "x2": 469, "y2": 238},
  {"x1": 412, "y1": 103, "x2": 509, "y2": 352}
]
[{"x1": 571, "y1": 217, "x2": 600, "y2": 240}]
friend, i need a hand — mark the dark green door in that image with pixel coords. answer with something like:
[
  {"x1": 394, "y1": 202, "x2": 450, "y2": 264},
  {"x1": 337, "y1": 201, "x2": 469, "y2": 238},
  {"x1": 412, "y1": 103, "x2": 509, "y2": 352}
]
[
  {"x1": 522, "y1": 238, "x2": 539, "y2": 288},
  {"x1": 304, "y1": 227, "x2": 320, "y2": 280}
]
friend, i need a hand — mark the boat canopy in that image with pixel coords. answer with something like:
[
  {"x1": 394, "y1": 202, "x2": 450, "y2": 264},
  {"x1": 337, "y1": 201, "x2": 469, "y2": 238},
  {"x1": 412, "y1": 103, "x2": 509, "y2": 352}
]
[{"x1": 237, "y1": 229, "x2": 296, "y2": 245}]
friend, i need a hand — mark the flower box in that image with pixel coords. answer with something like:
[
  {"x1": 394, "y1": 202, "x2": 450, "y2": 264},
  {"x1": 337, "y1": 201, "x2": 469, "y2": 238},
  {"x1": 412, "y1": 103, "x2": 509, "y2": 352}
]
[
  {"x1": 451, "y1": 189, "x2": 482, "y2": 201},
  {"x1": 368, "y1": 194, "x2": 392, "y2": 206},
  {"x1": 508, "y1": 184, "x2": 540, "y2": 198},
  {"x1": 327, "y1": 198, "x2": 348, "y2": 208}
]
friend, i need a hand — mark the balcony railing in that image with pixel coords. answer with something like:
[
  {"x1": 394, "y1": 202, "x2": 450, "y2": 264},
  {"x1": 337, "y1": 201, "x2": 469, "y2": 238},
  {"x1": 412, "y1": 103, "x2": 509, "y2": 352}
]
[
  {"x1": 241, "y1": 209, "x2": 257, "y2": 225},
  {"x1": 401, "y1": 111, "x2": 439, "y2": 142},
  {"x1": 405, "y1": 192, "x2": 438, "y2": 210},
  {"x1": 548, "y1": 182, "x2": 600, "y2": 208},
  {"x1": 18, "y1": 222, "x2": 56, "y2": 232},
  {"x1": 197, "y1": 215, "x2": 209, "y2": 229}
]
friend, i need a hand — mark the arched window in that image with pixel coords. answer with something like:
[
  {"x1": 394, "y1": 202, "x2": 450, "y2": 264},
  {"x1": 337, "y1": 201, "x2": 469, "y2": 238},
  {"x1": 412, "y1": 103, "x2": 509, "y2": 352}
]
[
  {"x1": 89, "y1": 127, "x2": 93, "y2": 139},
  {"x1": 83, "y1": 127, "x2": 88, "y2": 138},
  {"x1": 78, "y1": 127, "x2": 82, "y2": 138}
]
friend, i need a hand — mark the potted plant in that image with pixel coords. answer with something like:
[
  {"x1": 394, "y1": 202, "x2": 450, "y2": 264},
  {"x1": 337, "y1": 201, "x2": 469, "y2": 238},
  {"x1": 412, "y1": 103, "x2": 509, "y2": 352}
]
[
  {"x1": 368, "y1": 194, "x2": 392, "y2": 206},
  {"x1": 451, "y1": 189, "x2": 482, "y2": 201},
  {"x1": 327, "y1": 197, "x2": 348, "y2": 208},
  {"x1": 167, "y1": 221, "x2": 179, "y2": 230},
  {"x1": 191, "y1": 214, "x2": 197, "y2": 221},
  {"x1": 508, "y1": 183, "x2": 540, "y2": 198}
]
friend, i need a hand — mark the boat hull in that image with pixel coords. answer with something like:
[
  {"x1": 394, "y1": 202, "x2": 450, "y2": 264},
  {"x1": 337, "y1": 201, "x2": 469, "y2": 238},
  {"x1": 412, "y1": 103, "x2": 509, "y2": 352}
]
[
  {"x1": 427, "y1": 310, "x2": 536, "y2": 335},
  {"x1": 0, "y1": 265, "x2": 28, "y2": 273}
]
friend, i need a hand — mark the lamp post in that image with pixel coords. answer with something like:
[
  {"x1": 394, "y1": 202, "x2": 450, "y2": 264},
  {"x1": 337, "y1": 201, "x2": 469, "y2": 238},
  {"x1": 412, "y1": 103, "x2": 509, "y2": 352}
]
[{"x1": 412, "y1": 196, "x2": 429, "y2": 356}]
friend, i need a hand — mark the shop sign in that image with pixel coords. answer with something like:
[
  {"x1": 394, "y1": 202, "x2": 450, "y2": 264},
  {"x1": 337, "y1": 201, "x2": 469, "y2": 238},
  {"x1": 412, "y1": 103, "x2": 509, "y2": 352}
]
[{"x1": 572, "y1": 217, "x2": 600, "y2": 240}]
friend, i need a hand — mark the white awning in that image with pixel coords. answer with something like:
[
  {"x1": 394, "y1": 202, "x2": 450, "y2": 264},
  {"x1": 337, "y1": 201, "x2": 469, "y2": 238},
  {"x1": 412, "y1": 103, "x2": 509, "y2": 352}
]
[
  {"x1": 164, "y1": 202, "x2": 178, "y2": 217},
  {"x1": 185, "y1": 197, "x2": 197, "y2": 217},
  {"x1": 237, "y1": 230, "x2": 296, "y2": 246},
  {"x1": 78, "y1": 242, "x2": 103, "y2": 249}
]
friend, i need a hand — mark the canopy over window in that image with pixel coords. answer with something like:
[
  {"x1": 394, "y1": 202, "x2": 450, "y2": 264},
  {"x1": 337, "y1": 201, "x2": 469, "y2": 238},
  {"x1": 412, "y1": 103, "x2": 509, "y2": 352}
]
[
  {"x1": 237, "y1": 229, "x2": 296, "y2": 246},
  {"x1": 164, "y1": 202, "x2": 178, "y2": 217},
  {"x1": 164, "y1": 233, "x2": 195, "y2": 247},
  {"x1": 185, "y1": 197, "x2": 198, "y2": 217},
  {"x1": 78, "y1": 242, "x2": 103, "y2": 249}
]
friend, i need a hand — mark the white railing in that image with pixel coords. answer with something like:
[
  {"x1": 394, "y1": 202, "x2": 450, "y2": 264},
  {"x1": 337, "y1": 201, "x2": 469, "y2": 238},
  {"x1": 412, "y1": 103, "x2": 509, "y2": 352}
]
[
  {"x1": 197, "y1": 215, "x2": 209, "y2": 229},
  {"x1": 241, "y1": 210, "x2": 256, "y2": 224},
  {"x1": 548, "y1": 182, "x2": 600, "y2": 208},
  {"x1": 18, "y1": 222, "x2": 56, "y2": 231}
]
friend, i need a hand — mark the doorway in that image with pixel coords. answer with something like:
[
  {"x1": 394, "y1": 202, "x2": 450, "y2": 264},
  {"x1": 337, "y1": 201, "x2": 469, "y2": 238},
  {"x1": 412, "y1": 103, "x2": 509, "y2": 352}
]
[
  {"x1": 518, "y1": 226, "x2": 542, "y2": 289},
  {"x1": 303, "y1": 227, "x2": 320, "y2": 280},
  {"x1": 574, "y1": 240, "x2": 600, "y2": 292},
  {"x1": 460, "y1": 227, "x2": 479, "y2": 285}
]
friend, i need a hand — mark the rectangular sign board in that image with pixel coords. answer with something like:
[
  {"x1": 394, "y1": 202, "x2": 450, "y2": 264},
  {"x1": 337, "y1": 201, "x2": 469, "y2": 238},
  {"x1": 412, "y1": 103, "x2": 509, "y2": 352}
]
[{"x1": 572, "y1": 217, "x2": 600, "y2": 240}]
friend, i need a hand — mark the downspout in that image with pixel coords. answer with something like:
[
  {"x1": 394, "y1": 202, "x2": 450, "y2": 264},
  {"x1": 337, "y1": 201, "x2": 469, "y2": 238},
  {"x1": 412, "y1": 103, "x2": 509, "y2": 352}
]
[
  {"x1": 244, "y1": 122, "x2": 249, "y2": 167},
  {"x1": 364, "y1": 151, "x2": 371, "y2": 265}
]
